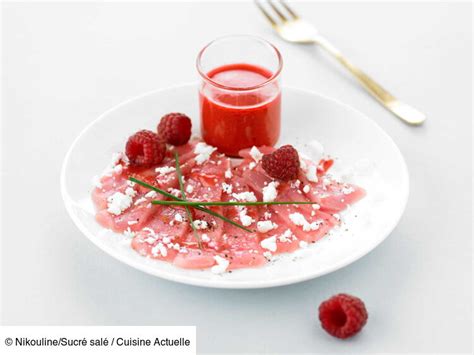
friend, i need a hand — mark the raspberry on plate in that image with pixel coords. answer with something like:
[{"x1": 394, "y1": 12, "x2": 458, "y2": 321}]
[
  {"x1": 125, "y1": 130, "x2": 166, "y2": 167},
  {"x1": 318, "y1": 293, "x2": 368, "y2": 339},
  {"x1": 157, "y1": 112, "x2": 192, "y2": 146},
  {"x1": 262, "y1": 145, "x2": 300, "y2": 181}
]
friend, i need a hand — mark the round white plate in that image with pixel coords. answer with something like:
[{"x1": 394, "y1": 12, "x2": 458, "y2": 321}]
[{"x1": 61, "y1": 83, "x2": 409, "y2": 289}]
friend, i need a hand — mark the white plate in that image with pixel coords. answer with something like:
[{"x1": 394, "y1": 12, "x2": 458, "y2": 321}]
[{"x1": 61, "y1": 83, "x2": 409, "y2": 289}]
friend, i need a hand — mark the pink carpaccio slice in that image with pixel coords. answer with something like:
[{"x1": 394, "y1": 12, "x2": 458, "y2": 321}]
[{"x1": 92, "y1": 142, "x2": 365, "y2": 273}]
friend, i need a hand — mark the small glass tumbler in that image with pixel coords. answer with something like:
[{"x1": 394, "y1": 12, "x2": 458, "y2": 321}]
[{"x1": 197, "y1": 35, "x2": 283, "y2": 156}]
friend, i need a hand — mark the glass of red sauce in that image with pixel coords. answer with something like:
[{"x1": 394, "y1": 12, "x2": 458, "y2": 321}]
[{"x1": 197, "y1": 35, "x2": 283, "y2": 156}]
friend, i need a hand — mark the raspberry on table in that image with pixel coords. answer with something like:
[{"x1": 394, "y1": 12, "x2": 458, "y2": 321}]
[
  {"x1": 262, "y1": 145, "x2": 300, "y2": 181},
  {"x1": 318, "y1": 293, "x2": 368, "y2": 339},
  {"x1": 157, "y1": 112, "x2": 192, "y2": 146},
  {"x1": 125, "y1": 130, "x2": 166, "y2": 167}
]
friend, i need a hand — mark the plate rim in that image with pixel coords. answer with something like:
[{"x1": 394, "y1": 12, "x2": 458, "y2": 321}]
[{"x1": 60, "y1": 82, "x2": 410, "y2": 289}]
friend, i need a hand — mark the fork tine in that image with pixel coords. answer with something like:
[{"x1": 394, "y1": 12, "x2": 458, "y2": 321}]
[
  {"x1": 279, "y1": 0, "x2": 299, "y2": 19},
  {"x1": 267, "y1": 0, "x2": 288, "y2": 22},
  {"x1": 255, "y1": 0, "x2": 278, "y2": 27}
]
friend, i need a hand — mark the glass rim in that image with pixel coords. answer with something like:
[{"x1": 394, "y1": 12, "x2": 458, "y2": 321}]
[{"x1": 196, "y1": 34, "x2": 283, "y2": 91}]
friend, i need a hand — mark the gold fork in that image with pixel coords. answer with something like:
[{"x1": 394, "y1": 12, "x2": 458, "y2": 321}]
[{"x1": 256, "y1": 0, "x2": 426, "y2": 125}]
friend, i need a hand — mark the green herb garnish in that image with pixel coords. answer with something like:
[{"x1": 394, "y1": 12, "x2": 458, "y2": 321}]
[{"x1": 174, "y1": 152, "x2": 202, "y2": 249}]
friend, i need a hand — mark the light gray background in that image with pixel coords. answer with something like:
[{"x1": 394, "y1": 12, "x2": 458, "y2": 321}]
[{"x1": 1, "y1": 1, "x2": 472, "y2": 354}]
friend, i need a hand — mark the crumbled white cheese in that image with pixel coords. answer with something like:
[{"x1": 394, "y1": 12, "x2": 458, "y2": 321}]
[
  {"x1": 168, "y1": 188, "x2": 182, "y2": 197},
  {"x1": 134, "y1": 197, "x2": 147, "y2": 206},
  {"x1": 260, "y1": 236, "x2": 277, "y2": 252},
  {"x1": 299, "y1": 240, "x2": 309, "y2": 248},
  {"x1": 248, "y1": 162, "x2": 256, "y2": 170},
  {"x1": 239, "y1": 208, "x2": 255, "y2": 227},
  {"x1": 125, "y1": 187, "x2": 137, "y2": 197},
  {"x1": 232, "y1": 191, "x2": 257, "y2": 202},
  {"x1": 289, "y1": 212, "x2": 320, "y2": 232},
  {"x1": 162, "y1": 236, "x2": 171, "y2": 244},
  {"x1": 194, "y1": 142, "x2": 217, "y2": 164},
  {"x1": 193, "y1": 220, "x2": 208, "y2": 230},
  {"x1": 289, "y1": 212, "x2": 308, "y2": 227},
  {"x1": 257, "y1": 220, "x2": 277, "y2": 233},
  {"x1": 185, "y1": 185, "x2": 194, "y2": 194},
  {"x1": 174, "y1": 213, "x2": 183, "y2": 222},
  {"x1": 151, "y1": 242, "x2": 167, "y2": 257},
  {"x1": 264, "y1": 211, "x2": 272, "y2": 220},
  {"x1": 201, "y1": 234, "x2": 211, "y2": 243},
  {"x1": 306, "y1": 165, "x2": 318, "y2": 183},
  {"x1": 144, "y1": 190, "x2": 157, "y2": 198},
  {"x1": 107, "y1": 189, "x2": 135, "y2": 215},
  {"x1": 262, "y1": 181, "x2": 279, "y2": 202},
  {"x1": 225, "y1": 169, "x2": 233, "y2": 179},
  {"x1": 211, "y1": 255, "x2": 229, "y2": 274},
  {"x1": 127, "y1": 220, "x2": 138, "y2": 226},
  {"x1": 222, "y1": 182, "x2": 233, "y2": 194},
  {"x1": 303, "y1": 185, "x2": 311, "y2": 193},
  {"x1": 249, "y1": 146, "x2": 263, "y2": 162},
  {"x1": 123, "y1": 227, "x2": 136, "y2": 238},
  {"x1": 333, "y1": 213, "x2": 341, "y2": 221},
  {"x1": 342, "y1": 185, "x2": 355, "y2": 195},
  {"x1": 155, "y1": 166, "x2": 176, "y2": 175},
  {"x1": 312, "y1": 204, "x2": 321, "y2": 210},
  {"x1": 113, "y1": 164, "x2": 123, "y2": 174},
  {"x1": 279, "y1": 229, "x2": 293, "y2": 242}
]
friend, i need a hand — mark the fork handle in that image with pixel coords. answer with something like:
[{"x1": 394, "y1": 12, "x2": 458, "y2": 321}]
[{"x1": 317, "y1": 37, "x2": 426, "y2": 125}]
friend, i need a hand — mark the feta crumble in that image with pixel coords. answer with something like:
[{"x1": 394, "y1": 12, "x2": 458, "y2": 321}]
[
  {"x1": 303, "y1": 185, "x2": 311, "y2": 193},
  {"x1": 155, "y1": 166, "x2": 176, "y2": 175},
  {"x1": 260, "y1": 236, "x2": 277, "y2": 252},
  {"x1": 289, "y1": 212, "x2": 320, "y2": 232},
  {"x1": 151, "y1": 242, "x2": 167, "y2": 257},
  {"x1": 262, "y1": 181, "x2": 279, "y2": 202},
  {"x1": 257, "y1": 220, "x2": 277, "y2": 233},
  {"x1": 249, "y1": 146, "x2": 263, "y2": 162},
  {"x1": 278, "y1": 229, "x2": 293, "y2": 242},
  {"x1": 174, "y1": 213, "x2": 183, "y2": 222},
  {"x1": 342, "y1": 185, "x2": 355, "y2": 195},
  {"x1": 123, "y1": 227, "x2": 136, "y2": 238},
  {"x1": 144, "y1": 190, "x2": 158, "y2": 198},
  {"x1": 193, "y1": 220, "x2": 208, "y2": 230},
  {"x1": 194, "y1": 142, "x2": 217, "y2": 164},
  {"x1": 185, "y1": 185, "x2": 194, "y2": 194},
  {"x1": 221, "y1": 182, "x2": 233, "y2": 194},
  {"x1": 211, "y1": 255, "x2": 229, "y2": 274},
  {"x1": 107, "y1": 187, "x2": 136, "y2": 215},
  {"x1": 232, "y1": 191, "x2": 257, "y2": 202},
  {"x1": 239, "y1": 208, "x2": 255, "y2": 227},
  {"x1": 224, "y1": 169, "x2": 233, "y2": 179},
  {"x1": 201, "y1": 234, "x2": 211, "y2": 243}
]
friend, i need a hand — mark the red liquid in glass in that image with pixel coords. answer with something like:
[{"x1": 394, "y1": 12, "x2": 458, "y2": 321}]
[{"x1": 199, "y1": 63, "x2": 281, "y2": 156}]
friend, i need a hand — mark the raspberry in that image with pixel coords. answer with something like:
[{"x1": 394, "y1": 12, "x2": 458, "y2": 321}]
[
  {"x1": 262, "y1": 145, "x2": 300, "y2": 181},
  {"x1": 318, "y1": 294, "x2": 368, "y2": 339},
  {"x1": 157, "y1": 113, "x2": 192, "y2": 146},
  {"x1": 125, "y1": 130, "x2": 166, "y2": 167}
]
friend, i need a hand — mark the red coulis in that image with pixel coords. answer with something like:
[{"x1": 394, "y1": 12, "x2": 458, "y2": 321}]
[{"x1": 199, "y1": 63, "x2": 281, "y2": 156}]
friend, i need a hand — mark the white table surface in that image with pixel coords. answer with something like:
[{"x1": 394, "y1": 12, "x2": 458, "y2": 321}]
[{"x1": 1, "y1": 1, "x2": 472, "y2": 354}]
